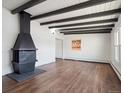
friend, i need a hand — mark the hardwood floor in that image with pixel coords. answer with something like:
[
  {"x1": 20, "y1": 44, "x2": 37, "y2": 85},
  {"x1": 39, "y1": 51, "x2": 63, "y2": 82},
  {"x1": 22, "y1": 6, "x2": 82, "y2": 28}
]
[{"x1": 2, "y1": 59, "x2": 121, "y2": 93}]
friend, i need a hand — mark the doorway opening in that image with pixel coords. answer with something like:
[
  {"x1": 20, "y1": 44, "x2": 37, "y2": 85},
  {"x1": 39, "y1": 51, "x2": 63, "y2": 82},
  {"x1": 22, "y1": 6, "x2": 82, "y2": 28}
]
[{"x1": 55, "y1": 38, "x2": 63, "y2": 61}]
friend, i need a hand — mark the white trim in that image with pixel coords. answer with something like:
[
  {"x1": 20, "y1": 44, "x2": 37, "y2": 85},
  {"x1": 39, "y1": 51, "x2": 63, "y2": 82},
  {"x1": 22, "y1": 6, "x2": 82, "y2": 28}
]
[
  {"x1": 110, "y1": 63, "x2": 121, "y2": 80},
  {"x1": 63, "y1": 58, "x2": 109, "y2": 63}
]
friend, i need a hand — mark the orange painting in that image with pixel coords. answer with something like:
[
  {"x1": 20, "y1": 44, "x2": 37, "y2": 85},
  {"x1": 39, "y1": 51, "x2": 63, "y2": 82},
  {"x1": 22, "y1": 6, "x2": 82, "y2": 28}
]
[{"x1": 72, "y1": 40, "x2": 81, "y2": 50}]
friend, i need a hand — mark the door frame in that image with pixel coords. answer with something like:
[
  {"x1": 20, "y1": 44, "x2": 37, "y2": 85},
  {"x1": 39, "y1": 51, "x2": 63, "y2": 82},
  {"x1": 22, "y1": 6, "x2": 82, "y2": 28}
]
[{"x1": 55, "y1": 38, "x2": 64, "y2": 59}]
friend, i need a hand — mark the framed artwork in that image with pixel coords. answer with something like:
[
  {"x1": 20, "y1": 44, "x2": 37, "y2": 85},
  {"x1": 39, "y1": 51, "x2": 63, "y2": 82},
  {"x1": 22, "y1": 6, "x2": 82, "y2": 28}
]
[{"x1": 72, "y1": 40, "x2": 81, "y2": 50}]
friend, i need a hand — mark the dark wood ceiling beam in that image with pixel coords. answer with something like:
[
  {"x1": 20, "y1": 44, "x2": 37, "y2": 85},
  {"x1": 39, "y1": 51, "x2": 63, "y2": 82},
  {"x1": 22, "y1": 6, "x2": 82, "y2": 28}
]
[
  {"x1": 49, "y1": 18, "x2": 118, "y2": 28},
  {"x1": 31, "y1": 0, "x2": 115, "y2": 20},
  {"x1": 63, "y1": 31, "x2": 111, "y2": 35},
  {"x1": 59, "y1": 24, "x2": 115, "y2": 31},
  {"x1": 40, "y1": 8, "x2": 121, "y2": 25},
  {"x1": 60, "y1": 28, "x2": 112, "y2": 33},
  {"x1": 11, "y1": 0, "x2": 46, "y2": 14}
]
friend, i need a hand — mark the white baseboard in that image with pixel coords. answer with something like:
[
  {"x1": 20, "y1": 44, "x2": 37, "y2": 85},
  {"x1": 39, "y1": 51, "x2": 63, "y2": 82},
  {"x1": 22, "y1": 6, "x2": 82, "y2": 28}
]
[
  {"x1": 63, "y1": 58, "x2": 109, "y2": 63},
  {"x1": 110, "y1": 63, "x2": 121, "y2": 80}
]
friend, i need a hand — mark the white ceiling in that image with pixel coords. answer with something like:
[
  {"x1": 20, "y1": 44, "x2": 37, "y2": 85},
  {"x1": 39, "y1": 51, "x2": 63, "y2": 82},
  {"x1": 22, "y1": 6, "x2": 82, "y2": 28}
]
[
  {"x1": 3, "y1": 0, "x2": 30, "y2": 10},
  {"x1": 25, "y1": 0, "x2": 89, "y2": 16},
  {"x1": 3, "y1": 0, "x2": 121, "y2": 29}
]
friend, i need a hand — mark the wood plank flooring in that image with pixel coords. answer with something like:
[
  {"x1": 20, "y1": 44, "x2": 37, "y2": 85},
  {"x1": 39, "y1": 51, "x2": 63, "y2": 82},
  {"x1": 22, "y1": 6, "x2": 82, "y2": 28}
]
[{"x1": 2, "y1": 59, "x2": 121, "y2": 93}]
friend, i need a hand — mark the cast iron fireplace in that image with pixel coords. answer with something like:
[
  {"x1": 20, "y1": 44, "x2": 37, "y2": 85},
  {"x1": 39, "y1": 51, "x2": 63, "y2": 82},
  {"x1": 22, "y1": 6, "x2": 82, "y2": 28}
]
[{"x1": 12, "y1": 11, "x2": 37, "y2": 74}]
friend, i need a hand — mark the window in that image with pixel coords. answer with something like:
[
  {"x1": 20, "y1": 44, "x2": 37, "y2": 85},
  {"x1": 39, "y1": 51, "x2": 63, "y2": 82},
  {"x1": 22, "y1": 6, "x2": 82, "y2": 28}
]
[{"x1": 114, "y1": 27, "x2": 121, "y2": 62}]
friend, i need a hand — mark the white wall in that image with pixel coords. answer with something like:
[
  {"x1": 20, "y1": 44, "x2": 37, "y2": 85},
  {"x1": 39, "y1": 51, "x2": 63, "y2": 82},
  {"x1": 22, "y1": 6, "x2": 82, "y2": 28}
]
[
  {"x1": 2, "y1": 7, "x2": 56, "y2": 75},
  {"x1": 2, "y1": 7, "x2": 19, "y2": 75},
  {"x1": 110, "y1": 16, "x2": 121, "y2": 79},
  {"x1": 63, "y1": 34, "x2": 111, "y2": 63},
  {"x1": 31, "y1": 21, "x2": 55, "y2": 67}
]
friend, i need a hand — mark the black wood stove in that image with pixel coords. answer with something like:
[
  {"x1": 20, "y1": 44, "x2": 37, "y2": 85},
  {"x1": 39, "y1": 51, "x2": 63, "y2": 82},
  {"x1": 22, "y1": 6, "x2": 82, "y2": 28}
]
[
  {"x1": 8, "y1": 11, "x2": 46, "y2": 82},
  {"x1": 12, "y1": 11, "x2": 37, "y2": 74}
]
